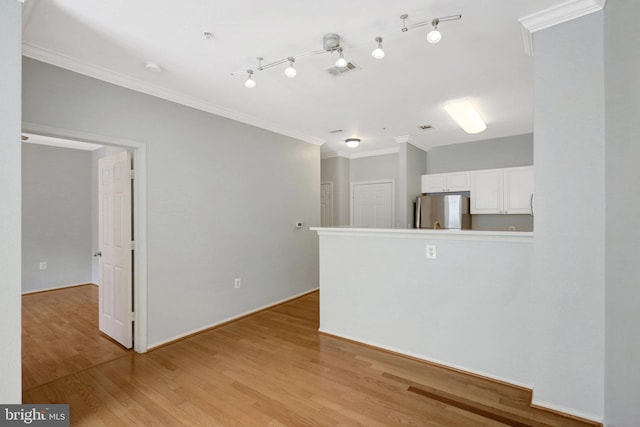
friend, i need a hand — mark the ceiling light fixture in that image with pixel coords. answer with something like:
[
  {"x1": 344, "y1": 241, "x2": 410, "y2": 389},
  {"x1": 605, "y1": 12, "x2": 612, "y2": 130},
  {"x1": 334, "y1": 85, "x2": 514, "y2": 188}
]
[
  {"x1": 244, "y1": 70, "x2": 256, "y2": 88},
  {"x1": 335, "y1": 48, "x2": 348, "y2": 68},
  {"x1": 400, "y1": 13, "x2": 461, "y2": 44},
  {"x1": 426, "y1": 19, "x2": 442, "y2": 44},
  {"x1": 444, "y1": 100, "x2": 487, "y2": 134},
  {"x1": 284, "y1": 57, "x2": 297, "y2": 78},
  {"x1": 372, "y1": 36, "x2": 385, "y2": 59},
  {"x1": 345, "y1": 138, "x2": 360, "y2": 148},
  {"x1": 232, "y1": 11, "x2": 461, "y2": 87}
]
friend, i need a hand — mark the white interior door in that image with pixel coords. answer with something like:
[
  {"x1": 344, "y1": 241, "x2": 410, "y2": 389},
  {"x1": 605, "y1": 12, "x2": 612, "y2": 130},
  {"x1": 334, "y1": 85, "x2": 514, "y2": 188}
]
[
  {"x1": 98, "y1": 151, "x2": 133, "y2": 349},
  {"x1": 320, "y1": 182, "x2": 333, "y2": 227},
  {"x1": 351, "y1": 181, "x2": 394, "y2": 228}
]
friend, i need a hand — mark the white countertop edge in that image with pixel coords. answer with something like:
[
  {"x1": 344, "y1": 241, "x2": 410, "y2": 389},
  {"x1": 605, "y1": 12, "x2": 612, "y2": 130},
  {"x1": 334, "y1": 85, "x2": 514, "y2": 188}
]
[{"x1": 310, "y1": 227, "x2": 533, "y2": 243}]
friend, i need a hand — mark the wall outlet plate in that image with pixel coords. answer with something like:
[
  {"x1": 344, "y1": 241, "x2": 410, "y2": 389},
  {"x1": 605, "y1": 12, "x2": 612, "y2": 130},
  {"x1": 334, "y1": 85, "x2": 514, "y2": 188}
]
[
  {"x1": 39, "y1": 261, "x2": 47, "y2": 270},
  {"x1": 234, "y1": 278, "x2": 241, "y2": 288},
  {"x1": 426, "y1": 245, "x2": 437, "y2": 259}
]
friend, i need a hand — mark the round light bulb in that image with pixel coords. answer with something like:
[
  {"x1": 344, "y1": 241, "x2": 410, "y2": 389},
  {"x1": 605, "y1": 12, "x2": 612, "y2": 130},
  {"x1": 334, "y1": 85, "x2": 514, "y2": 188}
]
[
  {"x1": 427, "y1": 28, "x2": 442, "y2": 44},
  {"x1": 244, "y1": 77, "x2": 256, "y2": 88},
  {"x1": 335, "y1": 56, "x2": 348, "y2": 68},
  {"x1": 284, "y1": 65, "x2": 297, "y2": 78},
  {"x1": 372, "y1": 47, "x2": 385, "y2": 59}
]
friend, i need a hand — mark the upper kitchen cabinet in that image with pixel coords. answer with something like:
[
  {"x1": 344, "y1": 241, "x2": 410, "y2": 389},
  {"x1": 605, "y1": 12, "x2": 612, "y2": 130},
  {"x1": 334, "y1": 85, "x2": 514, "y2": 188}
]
[
  {"x1": 470, "y1": 166, "x2": 533, "y2": 214},
  {"x1": 421, "y1": 171, "x2": 470, "y2": 193}
]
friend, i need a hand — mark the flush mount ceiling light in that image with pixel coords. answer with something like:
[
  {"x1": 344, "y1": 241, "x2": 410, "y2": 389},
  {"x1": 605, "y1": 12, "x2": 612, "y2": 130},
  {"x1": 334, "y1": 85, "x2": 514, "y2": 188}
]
[
  {"x1": 372, "y1": 36, "x2": 385, "y2": 59},
  {"x1": 345, "y1": 138, "x2": 361, "y2": 148},
  {"x1": 445, "y1": 100, "x2": 487, "y2": 134},
  {"x1": 400, "y1": 14, "x2": 461, "y2": 44},
  {"x1": 232, "y1": 11, "x2": 461, "y2": 88}
]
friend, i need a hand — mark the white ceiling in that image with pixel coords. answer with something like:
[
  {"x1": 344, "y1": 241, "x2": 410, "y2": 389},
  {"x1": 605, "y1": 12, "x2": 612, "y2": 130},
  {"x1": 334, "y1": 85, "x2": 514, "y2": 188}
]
[{"x1": 21, "y1": 0, "x2": 569, "y2": 157}]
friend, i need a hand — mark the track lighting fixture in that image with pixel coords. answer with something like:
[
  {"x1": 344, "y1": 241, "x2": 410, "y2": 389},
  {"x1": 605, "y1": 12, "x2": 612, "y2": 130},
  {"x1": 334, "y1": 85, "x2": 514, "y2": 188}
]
[
  {"x1": 426, "y1": 19, "x2": 442, "y2": 44},
  {"x1": 400, "y1": 13, "x2": 461, "y2": 44},
  {"x1": 345, "y1": 138, "x2": 361, "y2": 148},
  {"x1": 232, "y1": 11, "x2": 461, "y2": 88},
  {"x1": 284, "y1": 57, "x2": 297, "y2": 78},
  {"x1": 335, "y1": 48, "x2": 348, "y2": 68},
  {"x1": 244, "y1": 70, "x2": 256, "y2": 88},
  {"x1": 372, "y1": 37, "x2": 385, "y2": 59}
]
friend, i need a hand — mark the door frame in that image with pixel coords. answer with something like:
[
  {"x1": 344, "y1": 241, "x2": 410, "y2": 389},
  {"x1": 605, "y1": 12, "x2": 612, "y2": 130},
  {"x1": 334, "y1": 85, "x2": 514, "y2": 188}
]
[
  {"x1": 23, "y1": 122, "x2": 148, "y2": 353},
  {"x1": 350, "y1": 179, "x2": 395, "y2": 227},
  {"x1": 320, "y1": 181, "x2": 334, "y2": 227}
]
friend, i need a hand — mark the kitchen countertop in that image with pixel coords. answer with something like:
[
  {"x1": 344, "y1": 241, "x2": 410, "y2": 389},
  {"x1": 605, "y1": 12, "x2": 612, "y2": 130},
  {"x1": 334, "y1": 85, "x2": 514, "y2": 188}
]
[{"x1": 310, "y1": 227, "x2": 533, "y2": 243}]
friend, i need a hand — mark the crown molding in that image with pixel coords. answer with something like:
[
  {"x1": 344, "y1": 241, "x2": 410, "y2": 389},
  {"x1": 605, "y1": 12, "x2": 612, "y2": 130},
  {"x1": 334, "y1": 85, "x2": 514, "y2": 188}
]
[
  {"x1": 348, "y1": 146, "x2": 400, "y2": 159},
  {"x1": 518, "y1": 0, "x2": 607, "y2": 56},
  {"x1": 21, "y1": 42, "x2": 325, "y2": 146}
]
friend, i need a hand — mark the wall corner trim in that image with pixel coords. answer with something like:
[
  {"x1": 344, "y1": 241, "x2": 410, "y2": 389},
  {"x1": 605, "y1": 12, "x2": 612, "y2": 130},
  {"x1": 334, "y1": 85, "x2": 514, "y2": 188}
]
[{"x1": 518, "y1": 0, "x2": 607, "y2": 56}]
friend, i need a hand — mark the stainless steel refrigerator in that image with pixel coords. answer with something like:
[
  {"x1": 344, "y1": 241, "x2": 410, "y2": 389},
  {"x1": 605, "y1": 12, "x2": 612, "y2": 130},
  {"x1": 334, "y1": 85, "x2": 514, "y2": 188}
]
[{"x1": 415, "y1": 195, "x2": 471, "y2": 229}]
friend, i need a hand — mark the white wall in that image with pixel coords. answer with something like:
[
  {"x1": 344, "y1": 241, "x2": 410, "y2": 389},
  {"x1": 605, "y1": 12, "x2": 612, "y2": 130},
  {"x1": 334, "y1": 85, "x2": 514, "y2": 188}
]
[
  {"x1": 22, "y1": 144, "x2": 93, "y2": 293},
  {"x1": 0, "y1": 0, "x2": 22, "y2": 403},
  {"x1": 318, "y1": 230, "x2": 534, "y2": 387},
  {"x1": 22, "y1": 58, "x2": 320, "y2": 348},
  {"x1": 532, "y1": 12, "x2": 605, "y2": 419},
  {"x1": 604, "y1": 1, "x2": 640, "y2": 425}
]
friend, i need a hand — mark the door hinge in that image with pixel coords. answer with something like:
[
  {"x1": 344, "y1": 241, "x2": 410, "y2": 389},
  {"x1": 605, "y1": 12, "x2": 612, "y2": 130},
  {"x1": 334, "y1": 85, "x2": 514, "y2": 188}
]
[
  {"x1": 130, "y1": 169, "x2": 135, "y2": 179},
  {"x1": 130, "y1": 240, "x2": 136, "y2": 250},
  {"x1": 130, "y1": 311, "x2": 136, "y2": 322}
]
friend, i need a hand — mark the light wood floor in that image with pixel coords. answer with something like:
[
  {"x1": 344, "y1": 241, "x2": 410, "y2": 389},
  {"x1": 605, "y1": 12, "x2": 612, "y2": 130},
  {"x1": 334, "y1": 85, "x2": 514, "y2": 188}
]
[
  {"x1": 23, "y1": 288, "x2": 600, "y2": 426},
  {"x1": 22, "y1": 284, "x2": 130, "y2": 390}
]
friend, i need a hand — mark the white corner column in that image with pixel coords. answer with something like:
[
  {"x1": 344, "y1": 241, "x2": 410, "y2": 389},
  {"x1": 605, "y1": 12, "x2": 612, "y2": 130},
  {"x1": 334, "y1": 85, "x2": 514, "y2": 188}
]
[{"x1": 0, "y1": 0, "x2": 23, "y2": 403}]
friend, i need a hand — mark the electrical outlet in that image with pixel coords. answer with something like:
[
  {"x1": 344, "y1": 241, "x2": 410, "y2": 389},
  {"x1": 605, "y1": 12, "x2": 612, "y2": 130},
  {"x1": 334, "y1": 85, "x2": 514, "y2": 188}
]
[
  {"x1": 508, "y1": 226, "x2": 516, "y2": 231},
  {"x1": 39, "y1": 261, "x2": 47, "y2": 270},
  {"x1": 234, "y1": 278, "x2": 241, "y2": 289},
  {"x1": 426, "y1": 245, "x2": 437, "y2": 259}
]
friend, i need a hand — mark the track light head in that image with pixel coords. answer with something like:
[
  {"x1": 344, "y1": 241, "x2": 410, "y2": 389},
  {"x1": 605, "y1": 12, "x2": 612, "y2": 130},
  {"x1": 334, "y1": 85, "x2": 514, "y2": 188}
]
[
  {"x1": 244, "y1": 70, "x2": 256, "y2": 88},
  {"x1": 284, "y1": 57, "x2": 297, "y2": 78},
  {"x1": 427, "y1": 19, "x2": 442, "y2": 43},
  {"x1": 372, "y1": 36, "x2": 385, "y2": 59},
  {"x1": 335, "y1": 48, "x2": 348, "y2": 68}
]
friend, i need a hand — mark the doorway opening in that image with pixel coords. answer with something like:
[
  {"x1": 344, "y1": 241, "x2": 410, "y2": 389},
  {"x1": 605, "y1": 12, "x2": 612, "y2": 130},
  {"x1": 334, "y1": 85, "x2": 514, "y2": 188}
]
[{"x1": 21, "y1": 124, "x2": 148, "y2": 359}]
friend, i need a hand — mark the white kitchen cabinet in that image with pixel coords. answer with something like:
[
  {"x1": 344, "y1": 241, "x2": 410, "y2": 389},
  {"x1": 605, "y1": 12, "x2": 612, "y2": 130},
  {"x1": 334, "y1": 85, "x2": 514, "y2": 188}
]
[
  {"x1": 421, "y1": 171, "x2": 470, "y2": 193},
  {"x1": 470, "y1": 166, "x2": 533, "y2": 214}
]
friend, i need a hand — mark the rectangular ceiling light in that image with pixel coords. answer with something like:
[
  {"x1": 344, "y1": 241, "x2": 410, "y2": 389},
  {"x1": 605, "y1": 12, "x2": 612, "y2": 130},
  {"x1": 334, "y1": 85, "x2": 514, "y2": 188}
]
[{"x1": 444, "y1": 100, "x2": 487, "y2": 134}]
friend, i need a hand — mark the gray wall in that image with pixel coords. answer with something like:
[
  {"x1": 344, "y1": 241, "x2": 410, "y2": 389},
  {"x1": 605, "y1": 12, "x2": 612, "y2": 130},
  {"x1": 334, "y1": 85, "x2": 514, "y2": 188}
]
[
  {"x1": 0, "y1": 0, "x2": 22, "y2": 403},
  {"x1": 426, "y1": 133, "x2": 533, "y2": 173},
  {"x1": 23, "y1": 57, "x2": 320, "y2": 348},
  {"x1": 349, "y1": 153, "x2": 399, "y2": 226},
  {"x1": 604, "y1": 1, "x2": 640, "y2": 425},
  {"x1": 532, "y1": 12, "x2": 605, "y2": 417},
  {"x1": 320, "y1": 156, "x2": 350, "y2": 226},
  {"x1": 399, "y1": 143, "x2": 427, "y2": 228},
  {"x1": 22, "y1": 144, "x2": 93, "y2": 293},
  {"x1": 426, "y1": 133, "x2": 534, "y2": 232}
]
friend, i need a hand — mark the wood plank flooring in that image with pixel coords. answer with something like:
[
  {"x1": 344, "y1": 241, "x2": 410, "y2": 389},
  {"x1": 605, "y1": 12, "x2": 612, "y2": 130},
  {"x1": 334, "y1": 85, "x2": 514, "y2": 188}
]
[
  {"x1": 23, "y1": 288, "x2": 600, "y2": 426},
  {"x1": 22, "y1": 284, "x2": 130, "y2": 390}
]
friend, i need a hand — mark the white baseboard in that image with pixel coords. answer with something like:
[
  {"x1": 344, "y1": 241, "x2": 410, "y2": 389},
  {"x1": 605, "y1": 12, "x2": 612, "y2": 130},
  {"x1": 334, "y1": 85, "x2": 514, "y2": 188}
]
[
  {"x1": 531, "y1": 398, "x2": 603, "y2": 424},
  {"x1": 148, "y1": 287, "x2": 319, "y2": 350},
  {"x1": 22, "y1": 282, "x2": 97, "y2": 295}
]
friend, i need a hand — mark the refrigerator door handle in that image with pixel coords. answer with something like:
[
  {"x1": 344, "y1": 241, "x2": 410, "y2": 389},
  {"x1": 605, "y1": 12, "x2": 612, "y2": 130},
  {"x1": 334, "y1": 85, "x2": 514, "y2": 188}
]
[
  {"x1": 415, "y1": 196, "x2": 422, "y2": 228},
  {"x1": 530, "y1": 193, "x2": 534, "y2": 216}
]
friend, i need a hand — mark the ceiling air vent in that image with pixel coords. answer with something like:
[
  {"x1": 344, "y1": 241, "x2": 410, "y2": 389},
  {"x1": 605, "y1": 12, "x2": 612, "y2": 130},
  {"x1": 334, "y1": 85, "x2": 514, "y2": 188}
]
[
  {"x1": 419, "y1": 125, "x2": 434, "y2": 130},
  {"x1": 329, "y1": 129, "x2": 343, "y2": 134},
  {"x1": 326, "y1": 62, "x2": 360, "y2": 77}
]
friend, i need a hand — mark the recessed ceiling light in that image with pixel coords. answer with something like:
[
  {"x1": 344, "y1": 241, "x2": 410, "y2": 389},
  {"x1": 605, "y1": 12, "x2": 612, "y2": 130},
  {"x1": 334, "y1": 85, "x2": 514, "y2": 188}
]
[{"x1": 144, "y1": 62, "x2": 163, "y2": 73}]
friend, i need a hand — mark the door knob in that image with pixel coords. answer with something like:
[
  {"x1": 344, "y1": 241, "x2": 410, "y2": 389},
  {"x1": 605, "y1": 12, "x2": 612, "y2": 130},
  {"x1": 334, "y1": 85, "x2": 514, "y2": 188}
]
[{"x1": 93, "y1": 251, "x2": 102, "y2": 257}]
